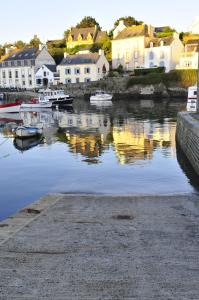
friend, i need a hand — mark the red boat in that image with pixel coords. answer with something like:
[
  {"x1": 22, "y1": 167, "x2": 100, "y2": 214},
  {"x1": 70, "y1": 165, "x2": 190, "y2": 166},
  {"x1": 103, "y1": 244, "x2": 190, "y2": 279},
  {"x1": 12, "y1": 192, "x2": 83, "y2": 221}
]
[{"x1": 0, "y1": 100, "x2": 22, "y2": 113}]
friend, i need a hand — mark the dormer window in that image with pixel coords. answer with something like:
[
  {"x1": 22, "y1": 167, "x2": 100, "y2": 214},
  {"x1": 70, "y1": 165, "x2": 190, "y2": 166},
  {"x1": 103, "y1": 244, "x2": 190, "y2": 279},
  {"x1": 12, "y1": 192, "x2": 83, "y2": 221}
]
[
  {"x1": 150, "y1": 42, "x2": 153, "y2": 48},
  {"x1": 160, "y1": 41, "x2": 164, "y2": 46}
]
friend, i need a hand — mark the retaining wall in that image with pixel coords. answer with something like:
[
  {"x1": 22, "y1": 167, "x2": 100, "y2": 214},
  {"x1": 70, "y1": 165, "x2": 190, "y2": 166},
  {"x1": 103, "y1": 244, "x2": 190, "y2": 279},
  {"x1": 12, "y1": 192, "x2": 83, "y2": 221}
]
[{"x1": 176, "y1": 112, "x2": 199, "y2": 175}]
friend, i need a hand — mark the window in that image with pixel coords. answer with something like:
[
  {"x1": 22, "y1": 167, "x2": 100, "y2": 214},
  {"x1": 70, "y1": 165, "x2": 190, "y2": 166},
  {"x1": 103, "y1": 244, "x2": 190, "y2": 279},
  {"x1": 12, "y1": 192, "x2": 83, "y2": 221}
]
[
  {"x1": 75, "y1": 68, "x2": 80, "y2": 75},
  {"x1": 11, "y1": 61, "x2": 14, "y2": 67},
  {"x1": 134, "y1": 51, "x2": 139, "y2": 59},
  {"x1": 76, "y1": 78, "x2": 80, "y2": 83},
  {"x1": 15, "y1": 70, "x2": 18, "y2": 78},
  {"x1": 9, "y1": 71, "x2": 12, "y2": 78},
  {"x1": 159, "y1": 61, "x2": 165, "y2": 67},
  {"x1": 17, "y1": 61, "x2": 22, "y2": 67},
  {"x1": 44, "y1": 71, "x2": 47, "y2": 77},
  {"x1": 160, "y1": 51, "x2": 164, "y2": 59},
  {"x1": 22, "y1": 81, "x2": 26, "y2": 86},
  {"x1": 36, "y1": 79, "x2": 42, "y2": 85},
  {"x1": 21, "y1": 70, "x2": 25, "y2": 78},
  {"x1": 3, "y1": 71, "x2": 6, "y2": 79},
  {"x1": 29, "y1": 80, "x2": 32, "y2": 86},
  {"x1": 98, "y1": 68, "x2": 100, "y2": 73},
  {"x1": 24, "y1": 60, "x2": 28, "y2": 66},
  {"x1": 84, "y1": 67, "x2": 90, "y2": 74},
  {"x1": 65, "y1": 68, "x2": 71, "y2": 75},
  {"x1": 149, "y1": 51, "x2": 154, "y2": 60},
  {"x1": 65, "y1": 78, "x2": 71, "y2": 84},
  {"x1": 84, "y1": 78, "x2": 91, "y2": 82},
  {"x1": 150, "y1": 62, "x2": 154, "y2": 68}
]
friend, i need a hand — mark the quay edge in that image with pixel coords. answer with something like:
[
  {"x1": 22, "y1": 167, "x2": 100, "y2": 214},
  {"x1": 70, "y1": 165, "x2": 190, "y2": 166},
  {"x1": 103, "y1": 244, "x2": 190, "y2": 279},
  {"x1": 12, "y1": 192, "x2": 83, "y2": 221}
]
[{"x1": 176, "y1": 112, "x2": 199, "y2": 176}]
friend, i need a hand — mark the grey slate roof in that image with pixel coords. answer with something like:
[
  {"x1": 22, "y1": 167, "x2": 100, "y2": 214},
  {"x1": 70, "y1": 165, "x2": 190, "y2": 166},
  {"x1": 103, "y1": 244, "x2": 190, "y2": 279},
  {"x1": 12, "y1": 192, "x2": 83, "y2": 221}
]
[
  {"x1": 44, "y1": 64, "x2": 57, "y2": 72},
  {"x1": 2, "y1": 48, "x2": 38, "y2": 62},
  {"x1": 59, "y1": 53, "x2": 100, "y2": 65}
]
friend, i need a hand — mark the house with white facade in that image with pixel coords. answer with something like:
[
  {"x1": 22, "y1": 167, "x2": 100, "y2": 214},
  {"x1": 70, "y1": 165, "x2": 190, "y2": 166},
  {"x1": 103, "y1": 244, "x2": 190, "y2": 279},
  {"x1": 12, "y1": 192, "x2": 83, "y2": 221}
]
[
  {"x1": 57, "y1": 50, "x2": 109, "y2": 84},
  {"x1": 112, "y1": 23, "x2": 154, "y2": 71},
  {"x1": 176, "y1": 39, "x2": 199, "y2": 69},
  {"x1": 144, "y1": 33, "x2": 184, "y2": 72},
  {"x1": 35, "y1": 64, "x2": 60, "y2": 88},
  {"x1": 0, "y1": 45, "x2": 56, "y2": 89}
]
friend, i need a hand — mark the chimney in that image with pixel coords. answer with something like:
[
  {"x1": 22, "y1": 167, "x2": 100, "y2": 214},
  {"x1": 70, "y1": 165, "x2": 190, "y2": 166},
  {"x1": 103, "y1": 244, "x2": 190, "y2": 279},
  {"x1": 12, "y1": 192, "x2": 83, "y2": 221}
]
[{"x1": 99, "y1": 49, "x2": 104, "y2": 56}]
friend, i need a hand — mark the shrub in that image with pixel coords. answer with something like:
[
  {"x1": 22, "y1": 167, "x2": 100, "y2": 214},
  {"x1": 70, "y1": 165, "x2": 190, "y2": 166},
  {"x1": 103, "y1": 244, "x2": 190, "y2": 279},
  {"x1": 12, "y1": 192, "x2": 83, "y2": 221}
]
[
  {"x1": 134, "y1": 67, "x2": 165, "y2": 76},
  {"x1": 126, "y1": 69, "x2": 197, "y2": 88}
]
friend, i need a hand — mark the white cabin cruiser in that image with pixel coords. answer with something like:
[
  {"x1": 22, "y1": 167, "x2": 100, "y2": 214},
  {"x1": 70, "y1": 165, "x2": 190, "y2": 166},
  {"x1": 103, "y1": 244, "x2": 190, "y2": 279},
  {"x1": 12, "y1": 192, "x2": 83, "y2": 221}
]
[
  {"x1": 38, "y1": 89, "x2": 74, "y2": 106},
  {"x1": 187, "y1": 86, "x2": 197, "y2": 112},
  {"x1": 90, "y1": 90, "x2": 113, "y2": 101}
]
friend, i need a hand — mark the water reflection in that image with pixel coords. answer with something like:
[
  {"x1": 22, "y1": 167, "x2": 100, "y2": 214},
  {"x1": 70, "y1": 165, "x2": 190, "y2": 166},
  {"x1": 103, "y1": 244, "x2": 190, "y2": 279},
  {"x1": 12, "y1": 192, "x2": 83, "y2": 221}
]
[{"x1": 0, "y1": 100, "x2": 180, "y2": 165}]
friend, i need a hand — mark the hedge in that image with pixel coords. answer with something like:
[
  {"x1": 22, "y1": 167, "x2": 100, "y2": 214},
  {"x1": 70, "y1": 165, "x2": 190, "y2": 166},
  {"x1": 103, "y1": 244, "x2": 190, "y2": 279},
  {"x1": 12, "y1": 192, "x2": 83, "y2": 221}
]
[
  {"x1": 134, "y1": 67, "x2": 165, "y2": 76},
  {"x1": 127, "y1": 69, "x2": 198, "y2": 88}
]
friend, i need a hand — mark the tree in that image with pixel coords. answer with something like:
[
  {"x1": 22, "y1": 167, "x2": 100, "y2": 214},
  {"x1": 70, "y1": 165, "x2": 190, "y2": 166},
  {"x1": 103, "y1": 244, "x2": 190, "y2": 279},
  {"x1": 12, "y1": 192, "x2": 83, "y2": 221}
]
[
  {"x1": 29, "y1": 35, "x2": 41, "y2": 48},
  {"x1": 63, "y1": 29, "x2": 70, "y2": 41},
  {"x1": 156, "y1": 26, "x2": 176, "y2": 38},
  {"x1": 76, "y1": 16, "x2": 101, "y2": 29},
  {"x1": 15, "y1": 40, "x2": 26, "y2": 49},
  {"x1": 114, "y1": 16, "x2": 143, "y2": 28}
]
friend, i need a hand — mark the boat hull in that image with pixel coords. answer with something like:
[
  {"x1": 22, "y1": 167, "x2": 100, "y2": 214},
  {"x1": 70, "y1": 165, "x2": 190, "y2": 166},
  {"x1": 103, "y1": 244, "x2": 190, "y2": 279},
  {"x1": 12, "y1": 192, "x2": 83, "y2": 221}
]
[
  {"x1": 14, "y1": 126, "x2": 43, "y2": 138},
  {"x1": 90, "y1": 95, "x2": 113, "y2": 101},
  {"x1": 52, "y1": 98, "x2": 73, "y2": 106},
  {"x1": 0, "y1": 104, "x2": 21, "y2": 113},
  {"x1": 21, "y1": 102, "x2": 52, "y2": 109}
]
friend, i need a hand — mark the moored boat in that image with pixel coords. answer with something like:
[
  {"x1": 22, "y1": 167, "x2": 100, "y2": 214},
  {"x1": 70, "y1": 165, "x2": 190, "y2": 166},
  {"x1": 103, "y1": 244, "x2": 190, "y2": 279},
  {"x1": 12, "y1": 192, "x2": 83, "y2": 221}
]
[
  {"x1": 20, "y1": 97, "x2": 52, "y2": 109},
  {"x1": 38, "y1": 89, "x2": 74, "y2": 106},
  {"x1": 187, "y1": 86, "x2": 197, "y2": 112},
  {"x1": 13, "y1": 126, "x2": 43, "y2": 138},
  {"x1": 0, "y1": 100, "x2": 22, "y2": 113},
  {"x1": 90, "y1": 90, "x2": 113, "y2": 101}
]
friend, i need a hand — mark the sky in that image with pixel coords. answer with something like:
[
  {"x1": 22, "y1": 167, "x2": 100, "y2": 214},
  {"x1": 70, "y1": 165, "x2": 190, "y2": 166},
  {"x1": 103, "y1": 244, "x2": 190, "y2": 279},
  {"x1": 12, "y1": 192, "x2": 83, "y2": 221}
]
[{"x1": 0, "y1": 0, "x2": 199, "y2": 45}]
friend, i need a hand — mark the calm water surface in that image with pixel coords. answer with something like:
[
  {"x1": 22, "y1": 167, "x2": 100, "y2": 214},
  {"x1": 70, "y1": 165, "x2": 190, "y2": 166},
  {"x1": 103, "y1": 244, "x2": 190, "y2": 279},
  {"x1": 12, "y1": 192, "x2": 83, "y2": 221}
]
[{"x1": 0, "y1": 98, "x2": 199, "y2": 221}]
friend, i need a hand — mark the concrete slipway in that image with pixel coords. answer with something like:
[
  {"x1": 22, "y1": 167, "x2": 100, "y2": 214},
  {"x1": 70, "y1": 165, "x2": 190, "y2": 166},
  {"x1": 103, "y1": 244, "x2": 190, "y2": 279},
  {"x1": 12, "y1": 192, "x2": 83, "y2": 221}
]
[{"x1": 0, "y1": 193, "x2": 199, "y2": 299}]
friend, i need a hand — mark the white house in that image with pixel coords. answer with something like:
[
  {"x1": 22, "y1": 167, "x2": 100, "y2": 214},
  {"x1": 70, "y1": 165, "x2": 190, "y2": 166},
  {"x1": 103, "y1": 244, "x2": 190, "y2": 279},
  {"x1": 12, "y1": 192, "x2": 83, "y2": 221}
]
[
  {"x1": 144, "y1": 33, "x2": 184, "y2": 72},
  {"x1": 0, "y1": 45, "x2": 56, "y2": 89},
  {"x1": 176, "y1": 39, "x2": 199, "y2": 69},
  {"x1": 112, "y1": 24, "x2": 154, "y2": 71},
  {"x1": 57, "y1": 50, "x2": 109, "y2": 84},
  {"x1": 35, "y1": 64, "x2": 60, "y2": 88}
]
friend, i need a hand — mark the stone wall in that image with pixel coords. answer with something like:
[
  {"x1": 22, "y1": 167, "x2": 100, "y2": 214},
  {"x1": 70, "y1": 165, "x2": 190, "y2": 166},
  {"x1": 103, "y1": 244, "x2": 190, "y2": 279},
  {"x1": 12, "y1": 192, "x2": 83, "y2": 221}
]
[{"x1": 176, "y1": 112, "x2": 199, "y2": 175}]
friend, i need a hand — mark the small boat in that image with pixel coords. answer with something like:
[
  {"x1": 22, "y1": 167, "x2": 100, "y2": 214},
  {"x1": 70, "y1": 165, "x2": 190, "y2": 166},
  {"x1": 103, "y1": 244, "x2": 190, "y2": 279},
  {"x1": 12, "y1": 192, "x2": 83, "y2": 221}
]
[
  {"x1": 13, "y1": 126, "x2": 43, "y2": 138},
  {"x1": 0, "y1": 100, "x2": 22, "y2": 113},
  {"x1": 14, "y1": 136, "x2": 43, "y2": 151},
  {"x1": 90, "y1": 90, "x2": 113, "y2": 101},
  {"x1": 38, "y1": 89, "x2": 74, "y2": 106},
  {"x1": 187, "y1": 86, "x2": 197, "y2": 112},
  {"x1": 20, "y1": 97, "x2": 52, "y2": 109}
]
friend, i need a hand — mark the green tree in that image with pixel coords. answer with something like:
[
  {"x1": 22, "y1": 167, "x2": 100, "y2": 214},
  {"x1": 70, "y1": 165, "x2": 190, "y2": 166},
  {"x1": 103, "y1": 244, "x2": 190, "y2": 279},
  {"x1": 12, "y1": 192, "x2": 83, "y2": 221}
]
[
  {"x1": 114, "y1": 16, "x2": 143, "y2": 28},
  {"x1": 156, "y1": 26, "x2": 176, "y2": 38},
  {"x1": 15, "y1": 40, "x2": 26, "y2": 49},
  {"x1": 29, "y1": 35, "x2": 41, "y2": 48},
  {"x1": 76, "y1": 16, "x2": 101, "y2": 29}
]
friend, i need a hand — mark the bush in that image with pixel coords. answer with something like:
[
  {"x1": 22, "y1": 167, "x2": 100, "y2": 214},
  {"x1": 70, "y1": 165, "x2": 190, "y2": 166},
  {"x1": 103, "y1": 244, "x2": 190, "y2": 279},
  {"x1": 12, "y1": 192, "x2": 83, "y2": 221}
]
[
  {"x1": 134, "y1": 67, "x2": 165, "y2": 76},
  {"x1": 126, "y1": 69, "x2": 198, "y2": 88}
]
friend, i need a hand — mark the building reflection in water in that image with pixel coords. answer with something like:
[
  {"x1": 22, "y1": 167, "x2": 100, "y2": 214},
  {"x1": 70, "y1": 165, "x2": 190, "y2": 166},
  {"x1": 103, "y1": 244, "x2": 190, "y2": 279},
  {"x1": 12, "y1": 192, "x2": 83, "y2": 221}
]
[{"x1": 0, "y1": 101, "x2": 178, "y2": 165}]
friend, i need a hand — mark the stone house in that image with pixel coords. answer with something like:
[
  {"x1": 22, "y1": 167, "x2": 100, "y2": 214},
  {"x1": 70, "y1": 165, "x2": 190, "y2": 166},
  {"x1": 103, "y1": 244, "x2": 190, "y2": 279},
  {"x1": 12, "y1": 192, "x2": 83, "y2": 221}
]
[
  {"x1": 176, "y1": 39, "x2": 199, "y2": 69},
  {"x1": 67, "y1": 26, "x2": 107, "y2": 49},
  {"x1": 144, "y1": 33, "x2": 184, "y2": 72},
  {"x1": 57, "y1": 50, "x2": 109, "y2": 84},
  {"x1": 112, "y1": 23, "x2": 154, "y2": 71},
  {"x1": 0, "y1": 45, "x2": 56, "y2": 89}
]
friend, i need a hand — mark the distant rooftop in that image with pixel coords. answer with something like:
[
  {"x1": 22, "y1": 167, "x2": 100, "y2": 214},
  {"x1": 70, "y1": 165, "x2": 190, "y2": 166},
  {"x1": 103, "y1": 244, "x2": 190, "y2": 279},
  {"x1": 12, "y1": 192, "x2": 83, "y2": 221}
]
[{"x1": 59, "y1": 53, "x2": 100, "y2": 65}]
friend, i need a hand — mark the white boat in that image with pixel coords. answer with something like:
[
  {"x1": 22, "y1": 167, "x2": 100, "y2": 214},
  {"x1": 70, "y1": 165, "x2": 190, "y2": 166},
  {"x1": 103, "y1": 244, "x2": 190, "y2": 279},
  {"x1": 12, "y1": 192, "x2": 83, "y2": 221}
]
[
  {"x1": 20, "y1": 97, "x2": 52, "y2": 109},
  {"x1": 14, "y1": 126, "x2": 43, "y2": 138},
  {"x1": 0, "y1": 100, "x2": 22, "y2": 113},
  {"x1": 187, "y1": 86, "x2": 197, "y2": 112},
  {"x1": 38, "y1": 89, "x2": 74, "y2": 106},
  {"x1": 90, "y1": 99, "x2": 113, "y2": 107},
  {"x1": 90, "y1": 90, "x2": 113, "y2": 101}
]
